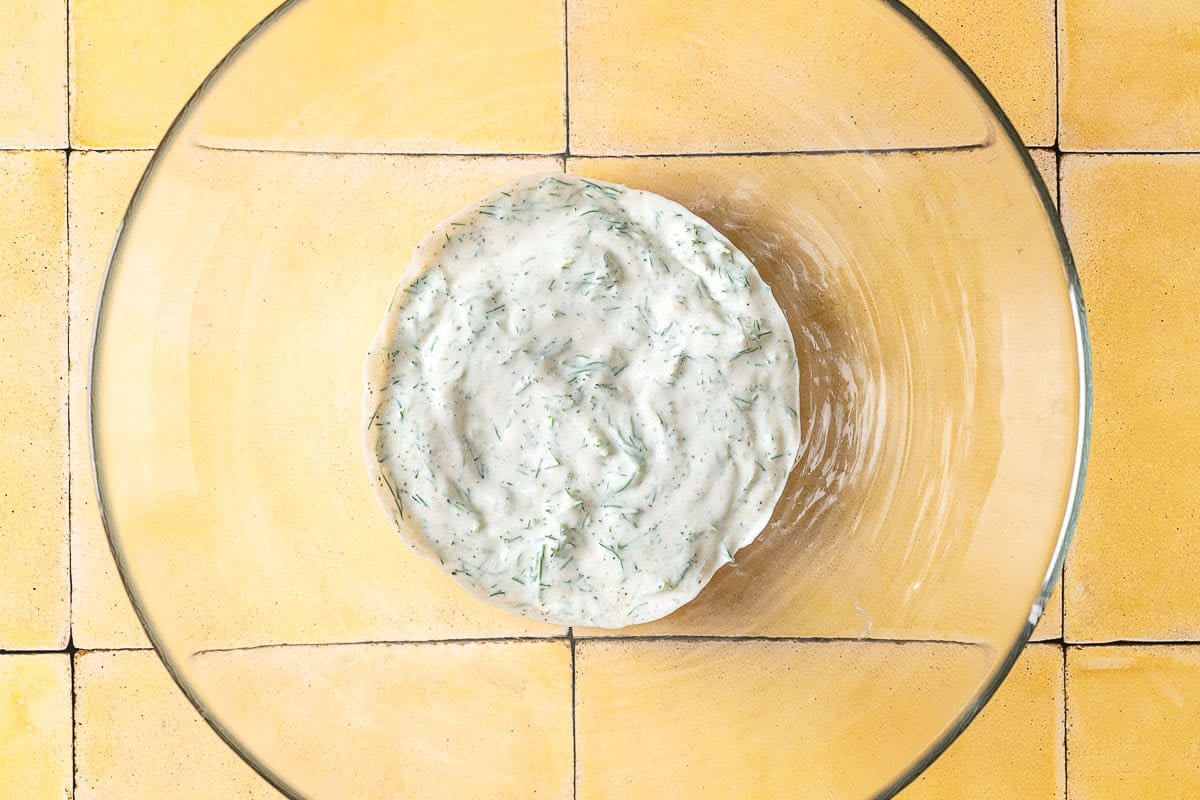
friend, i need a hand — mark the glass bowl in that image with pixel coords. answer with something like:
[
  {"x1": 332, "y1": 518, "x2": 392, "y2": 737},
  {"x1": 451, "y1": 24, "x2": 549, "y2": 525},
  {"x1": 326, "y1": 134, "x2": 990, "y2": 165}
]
[{"x1": 91, "y1": 1, "x2": 1089, "y2": 797}]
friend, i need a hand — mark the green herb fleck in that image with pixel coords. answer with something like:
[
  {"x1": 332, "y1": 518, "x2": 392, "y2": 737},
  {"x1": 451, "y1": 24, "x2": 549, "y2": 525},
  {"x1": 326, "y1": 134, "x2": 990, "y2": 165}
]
[{"x1": 598, "y1": 542, "x2": 624, "y2": 566}]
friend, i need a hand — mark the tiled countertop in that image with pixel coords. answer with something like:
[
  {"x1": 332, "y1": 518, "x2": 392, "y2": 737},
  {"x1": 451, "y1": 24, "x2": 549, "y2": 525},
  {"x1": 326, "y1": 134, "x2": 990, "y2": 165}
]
[{"x1": 1, "y1": 1, "x2": 1197, "y2": 797}]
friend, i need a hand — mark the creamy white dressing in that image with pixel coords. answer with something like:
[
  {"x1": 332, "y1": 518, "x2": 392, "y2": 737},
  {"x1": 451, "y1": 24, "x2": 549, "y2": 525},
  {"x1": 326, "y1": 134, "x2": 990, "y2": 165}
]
[{"x1": 364, "y1": 174, "x2": 801, "y2": 627}]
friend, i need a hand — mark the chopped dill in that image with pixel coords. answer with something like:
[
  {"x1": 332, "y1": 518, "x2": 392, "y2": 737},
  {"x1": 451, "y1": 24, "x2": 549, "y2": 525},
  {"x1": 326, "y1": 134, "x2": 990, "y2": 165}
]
[
  {"x1": 534, "y1": 545, "x2": 547, "y2": 583},
  {"x1": 598, "y1": 542, "x2": 624, "y2": 565},
  {"x1": 732, "y1": 345, "x2": 762, "y2": 361},
  {"x1": 580, "y1": 179, "x2": 622, "y2": 198},
  {"x1": 380, "y1": 472, "x2": 403, "y2": 519}
]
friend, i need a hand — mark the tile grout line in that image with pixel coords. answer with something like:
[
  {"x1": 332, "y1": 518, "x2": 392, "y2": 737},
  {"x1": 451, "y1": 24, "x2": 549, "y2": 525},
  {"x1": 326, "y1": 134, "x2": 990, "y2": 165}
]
[
  {"x1": 22, "y1": 637, "x2": 1200, "y2": 659},
  {"x1": 1051, "y1": 106, "x2": 1075, "y2": 800},
  {"x1": 64, "y1": 142, "x2": 76, "y2": 792},
  {"x1": 569, "y1": 627, "x2": 577, "y2": 800},
  {"x1": 65, "y1": 0, "x2": 71, "y2": 150},
  {"x1": 185, "y1": 634, "x2": 1011, "y2": 656},
  {"x1": 65, "y1": 0, "x2": 77, "y2": 790},
  {"x1": 551, "y1": 0, "x2": 575, "y2": 720},
  {"x1": 20, "y1": 145, "x2": 1199, "y2": 157},
  {"x1": 49, "y1": 633, "x2": 1200, "y2": 662},
  {"x1": 63, "y1": 143, "x2": 72, "y2": 652},
  {"x1": 1059, "y1": 149, "x2": 1200, "y2": 156},
  {"x1": 44, "y1": 637, "x2": 1200, "y2": 656},
  {"x1": 69, "y1": 642, "x2": 78, "y2": 800},
  {"x1": 1054, "y1": 0, "x2": 1062, "y2": 151},
  {"x1": 0, "y1": 147, "x2": 155, "y2": 154},
  {"x1": 63, "y1": 0, "x2": 73, "y2": 647},
  {"x1": 1062, "y1": 643, "x2": 1069, "y2": 800},
  {"x1": 11, "y1": 633, "x2": 1200, "y2": 662},
  {"x1": 188, "y1": 143, "x2": 995, "y2": 158},
  {"x1": 1053, "y1": 6, "x2": 1068, "y2": 796},
  {"x1": 563, "y1": 0, "x2": 570, "y2": 157},
  {"x1": 0, "y1": 647, "x2": 150, "y2": 656}
]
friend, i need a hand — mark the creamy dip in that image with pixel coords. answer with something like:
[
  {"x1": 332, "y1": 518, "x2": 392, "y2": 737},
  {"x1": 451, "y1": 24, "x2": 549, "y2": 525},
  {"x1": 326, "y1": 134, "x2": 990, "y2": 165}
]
[{"x1": 364, "y1": 174, "x2": 801, "y2": 627}]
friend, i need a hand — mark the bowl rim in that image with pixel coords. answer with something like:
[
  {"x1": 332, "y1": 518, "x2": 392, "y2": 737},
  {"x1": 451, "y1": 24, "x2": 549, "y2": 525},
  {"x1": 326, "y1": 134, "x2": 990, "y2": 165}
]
[{"x1": 88, "y1": 1, "x2": 1092, "y2": 797}]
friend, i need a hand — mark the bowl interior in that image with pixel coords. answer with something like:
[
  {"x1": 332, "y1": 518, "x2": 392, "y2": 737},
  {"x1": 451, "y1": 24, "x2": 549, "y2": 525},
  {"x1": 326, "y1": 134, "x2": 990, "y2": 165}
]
[{"x1": 92, "y1": 1, "x2": 1086, "y2": 797}]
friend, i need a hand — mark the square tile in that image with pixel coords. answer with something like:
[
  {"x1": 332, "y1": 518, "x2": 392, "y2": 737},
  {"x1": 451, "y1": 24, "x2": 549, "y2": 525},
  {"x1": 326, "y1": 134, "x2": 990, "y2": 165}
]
[
  {"x1": 0, "y1": 654, "x2": 72, "y2": 800},
  {"x1": 907, "y1": 0, "x2": 1056, "y2": 146},
  {"x1": 74, "y1": 649, "x2": 283, "y2": 800},
  {"x1": 90, "y1": 153, "x2": 567, "y2": 651},
  {"x1": 1061, "y1": 155, "x2": 1200, "y2": 642},
  {"x1": 575, "y1": 639, "x2": 994, "y2": 798},
  {"x1": 192, "y1": 0, "x2": 565, "y2": 154},
  {"x1": 188, "y1": 641, "x2": 574, "y2": 799},
  {"x1": 901, "y1": 643, "x2": 1064, "y2": 798},
  {"x1": 567, "y1": 0, "x2": 991, "y2": 154},
  {"x1": 0, "y1": 151, "x2": 69, "y2": 650},
  {"x1": 0, "y1": 0, "x2": 67, "y2": 148},
  {"x1": 1067, "y1": 645, "x2": 1200, "y2": 799},
  {"x1": 69, "y1": 150, "x2": 154, "y2": 649},
  {"x1": 69, "y1": 0, "x2": 281, "y2": 149},
  {"x1": 1060, "y1": 0, "x2": 1200, "y2": 151},
  {"x1": 566, "y1": 152, "x2": 1076, "y2": 642}
]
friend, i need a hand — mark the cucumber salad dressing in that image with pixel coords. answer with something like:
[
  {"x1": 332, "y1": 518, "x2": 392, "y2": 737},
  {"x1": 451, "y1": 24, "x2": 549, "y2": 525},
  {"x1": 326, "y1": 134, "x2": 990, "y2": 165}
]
[{"x1": 364, "y1": 174, "x2": 801, "y2": 627}]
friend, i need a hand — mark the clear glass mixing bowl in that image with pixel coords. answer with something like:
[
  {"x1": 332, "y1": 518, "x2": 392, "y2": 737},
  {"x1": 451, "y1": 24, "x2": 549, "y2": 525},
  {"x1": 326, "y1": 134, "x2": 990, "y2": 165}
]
[{"x1": 91, "y1": 1, "x2": 1089, "y2": 797}]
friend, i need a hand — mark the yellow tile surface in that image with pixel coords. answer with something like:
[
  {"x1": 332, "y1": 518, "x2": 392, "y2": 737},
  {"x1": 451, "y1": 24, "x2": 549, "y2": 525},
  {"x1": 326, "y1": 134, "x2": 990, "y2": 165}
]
[
  {"x1": 69, "y1": 150, "x2": 153, "y2": 649},
  {"x1": 0, "y1": 654, "x2": 72, "y2": 800},
  {"x1": 1068, "y1": 645, "x2": 1200, "y2": 799},
  {"x1": 1062, "y1": 155, "x2": 1200, "y2": 642},
  {"x1": 74, "y1": 649, "x2": 283, "y2": 800},
  {"x1": 576, "y1": 639, "x2": 994, "y2": 799},
  {"x1": 567, "y1": 0, "x2": 992, "y2": 154},
  {"x1": 1060, "y1": 0, "x2": 1200, "y2": 152},
  {"x1": 566, "y1": 151, "x2": 1076, "y2": 643},
  {"x1": 0, "y1": 151, "x2": 69, "y2": 650},
  {"x1": 188, "y1": 641, "x2": 574, "y2": 799},
  {"x1": 0, "y1": 1, "x2": 67, "y2": 148},
  {"x1": 92, "y1": 152, "x2": 566, "y2": 652},
  {"x1": 1030, "y1": 147, "x2": 1059, "y2": 207},
  {"x1": 193, "y1": 0, "x2": 565, "y2": 154},
  {"x1": 4, "y1": 0, "x2": 1196, "y2": 795},
  {"x1": 906, "y1": 0, "x2": 1056, "y2": 146},
  {"x1": 901, "y1": 644, "x2": 1064, "y2": 798},
  {"x1": 69, "y1": 0, "x2": 281, "y2": 149}
]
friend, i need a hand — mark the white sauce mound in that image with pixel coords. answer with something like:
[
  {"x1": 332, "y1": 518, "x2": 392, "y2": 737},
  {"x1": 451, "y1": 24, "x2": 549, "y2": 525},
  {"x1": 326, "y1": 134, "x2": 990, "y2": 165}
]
[{"x1": 364, "y1": 174, "x2": 801, "y2": 628}]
